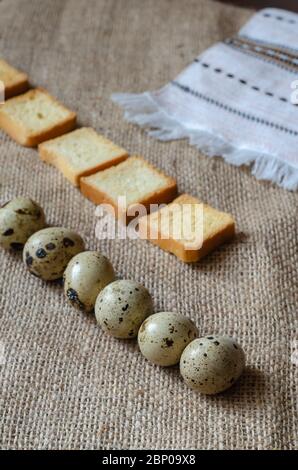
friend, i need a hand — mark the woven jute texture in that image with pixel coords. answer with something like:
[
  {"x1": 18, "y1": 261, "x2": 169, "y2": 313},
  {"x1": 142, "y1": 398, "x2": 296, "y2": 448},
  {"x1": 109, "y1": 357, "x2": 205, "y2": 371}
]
[{"x1": 0, "y1": 0, "x2": 297, "y2": 450}]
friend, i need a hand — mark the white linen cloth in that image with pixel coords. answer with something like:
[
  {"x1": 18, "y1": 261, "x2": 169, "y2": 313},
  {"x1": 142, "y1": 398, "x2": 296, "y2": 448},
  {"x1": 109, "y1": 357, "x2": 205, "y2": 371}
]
[{"x1": 112, "y1": 8, "x2": 298, "y2": 191}]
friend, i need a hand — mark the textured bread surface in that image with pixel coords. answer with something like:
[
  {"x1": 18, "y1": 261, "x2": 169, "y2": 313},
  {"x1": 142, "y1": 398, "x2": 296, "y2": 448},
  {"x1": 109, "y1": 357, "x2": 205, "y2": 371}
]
[
  {"x1": 0, "y1": 88, "x2": 76, "y2": 146},
  {"x1": 39, "y1": 127, "x2": 129, "y2": 186},
  {"x1": 0, "y1": 58, "x2": 29, "y2": 99},
  {"x1": 139, "y1": 194, "x2": 235, "y2": 262},
  {"x1": 80, "y1": 156, "x2": 177, "y2": 220}
]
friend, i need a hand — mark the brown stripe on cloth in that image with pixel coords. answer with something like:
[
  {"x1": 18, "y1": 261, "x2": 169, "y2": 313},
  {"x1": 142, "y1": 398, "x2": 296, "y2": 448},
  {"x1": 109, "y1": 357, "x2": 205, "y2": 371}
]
[{"x1": 225, "y1": 35, "x2": 298, "y2": 73}]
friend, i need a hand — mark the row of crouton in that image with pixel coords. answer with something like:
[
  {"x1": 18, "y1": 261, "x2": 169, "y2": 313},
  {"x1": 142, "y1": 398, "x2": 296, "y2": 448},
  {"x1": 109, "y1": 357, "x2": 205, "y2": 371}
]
[{"x1": 0, "y1": 58, "x2": 235, "y2": 262}]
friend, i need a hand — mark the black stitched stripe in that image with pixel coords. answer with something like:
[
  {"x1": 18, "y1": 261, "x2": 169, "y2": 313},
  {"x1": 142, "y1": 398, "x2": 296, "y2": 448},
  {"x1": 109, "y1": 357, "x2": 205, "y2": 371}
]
[
  {"x1": 262, "y1": 11, "x2": 296, "y2": 25},
  {"x1": 193, "y1": 58, "x2": 291, "y2": 105},
  {"x1": 171, "y1": 80, "x2": 298, "y2": 136}
]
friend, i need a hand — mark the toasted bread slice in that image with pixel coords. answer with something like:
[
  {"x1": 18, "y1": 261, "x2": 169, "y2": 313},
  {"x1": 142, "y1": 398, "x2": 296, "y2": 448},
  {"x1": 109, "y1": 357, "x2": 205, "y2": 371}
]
[
  {"x1": 139, "y1": 194, "x2": 235, "y2": 262},
  {"x1": 0, "y1": 88, "x2": 76, "y2": 146},
  {"x1": 0, "y1": 59, "x2": 29, "y2": 99},
  {"x1": 38, "y1": 127, "x2": 129, "y2": 186},
  {"x1": 80, "y1": 156, "x2": 178, "y2": 222}
]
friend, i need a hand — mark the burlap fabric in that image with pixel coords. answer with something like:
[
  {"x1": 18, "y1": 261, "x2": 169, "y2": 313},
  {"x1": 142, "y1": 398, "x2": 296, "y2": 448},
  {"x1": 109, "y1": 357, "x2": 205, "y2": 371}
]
[{"x1": 0, "y1": 0, "x2": 297, "y2": 450}]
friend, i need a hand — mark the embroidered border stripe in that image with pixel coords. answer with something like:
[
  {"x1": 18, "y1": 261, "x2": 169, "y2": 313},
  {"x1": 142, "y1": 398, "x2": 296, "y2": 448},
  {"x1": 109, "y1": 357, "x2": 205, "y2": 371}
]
[
  {"x1": 171, "y1": 80, "x2": 298, "y2": 136},
  {"x1": 225, "y1": 36, "x2": 298, "y2": 73}
]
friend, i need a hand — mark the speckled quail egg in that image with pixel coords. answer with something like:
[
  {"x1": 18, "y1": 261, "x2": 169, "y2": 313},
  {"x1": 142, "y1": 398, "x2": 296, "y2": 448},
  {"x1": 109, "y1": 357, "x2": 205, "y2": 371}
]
[
  {"x1": 63, "y1": 251, "x2": 115, "y2": 312},
  {"x1": 0, "y1": 197, "x2": 46, "y2": 251},
  {"x1": 23, "y1": 227, "x2": 85, "y2": 281},
  {"x1": 180, "y1": 335, "x2": 245, "y2": 394},
  {"x1": 138, "y1": 312, "x2": 199, "y2": 366},
  {"x1": 95, "y1": 279, "x2": 154, "y2": 339}
]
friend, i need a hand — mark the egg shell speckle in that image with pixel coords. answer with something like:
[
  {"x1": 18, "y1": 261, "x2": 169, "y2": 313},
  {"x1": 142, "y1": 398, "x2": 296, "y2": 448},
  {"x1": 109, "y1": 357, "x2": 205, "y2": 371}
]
[
  {"x1": 180, "y1": 336, "x2": 245, "y2": 394},
  {"x1": 95, "y1": 279, "x2": 154, "y2": 339},
  {"x1": 63, "y1": 251, "x2": 115, "y2": 312},
  {"x1": 23, "y1": 227, "x2": 85, "y2": 281},
  {"x1": 0, "y1": 197, "x2": 46, "y2": 251},
  {"x1": 138, "y1": 311, "x2": 199, "y2": 366}
]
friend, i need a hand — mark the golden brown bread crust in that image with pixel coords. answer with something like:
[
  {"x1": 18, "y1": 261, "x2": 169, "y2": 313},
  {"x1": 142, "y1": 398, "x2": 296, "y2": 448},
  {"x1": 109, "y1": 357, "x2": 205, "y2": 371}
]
[
  {"x1": 0, "y1": 58, "x2": 29, "y2": 99},
  {"x1": 0, "y1": 111, "x2": 76, "y2": 147},
  {"x1": 139, "y1": 194, "x2": 235, "y2": 262},
  {"x1": 80, "y1": 180, "x2": 121, "y2": 216},
  {"x1": 80, "y1": 176, "x2": 178, "y2": 223},
  {"x1": 38, "y1": 140, "x2": 129, "y2": 187},
  {"x1": 0, "y1": 88, "x2": 76, "y2": 147},
  {"x1": 80, "y1": 157, "x2": 178, "y2": 223},
  {"x1": 4, "y1": 75, "x2": 29, "y2": 99},
  {"x1": 141, "y1": 222, "x2": 235, "y2": 262}
]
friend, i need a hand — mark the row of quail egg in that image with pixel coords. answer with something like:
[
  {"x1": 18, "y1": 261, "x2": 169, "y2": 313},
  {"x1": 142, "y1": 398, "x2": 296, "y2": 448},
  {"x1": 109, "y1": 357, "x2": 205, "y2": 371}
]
[{"x1": 0, "y1": 197, "x2": 246, "y2": 394}]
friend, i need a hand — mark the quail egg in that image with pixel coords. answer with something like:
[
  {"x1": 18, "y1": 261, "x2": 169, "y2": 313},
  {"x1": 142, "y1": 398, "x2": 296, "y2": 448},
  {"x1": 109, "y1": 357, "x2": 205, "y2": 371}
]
[
  {"x1": 63, "y1": 251, "x2": 115, "y2": 312},
  {"x1": 23, "y1": 227, "x2": 85, "y2": 280},
  {"x1": 180, "y1": 335, "x2": 246, "y2": 394},
  {"x1": 95, "y1": 279, "x2": 154, "y2": 339},
  {"x1": 138, "y1": 312, "x2": 199, "y2": 366},
  {"x1": 0, "y1": 197, "x2": 46, "y2": 251}
]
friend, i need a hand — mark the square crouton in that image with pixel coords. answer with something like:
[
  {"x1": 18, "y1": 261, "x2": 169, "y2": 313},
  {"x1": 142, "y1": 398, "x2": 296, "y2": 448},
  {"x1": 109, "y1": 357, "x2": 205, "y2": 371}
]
[
  {"x1": 80, "y1": 156, "x2": 177, "y2": 222},
  {"x1": 38, "y1": 127, "x2": 129, "y2": 186},
  {"x1": 0, "y1": 88, "x2": 76, "y2": 146},
  {"x1": 0, "y1": 58, "x2": 29, "y2": 99},
  {"x1": 139, "y1": 194, "x2": 235, "y2": 262}
]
